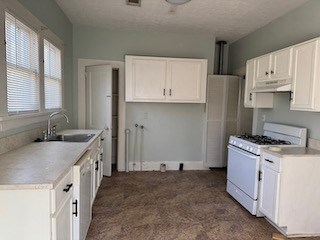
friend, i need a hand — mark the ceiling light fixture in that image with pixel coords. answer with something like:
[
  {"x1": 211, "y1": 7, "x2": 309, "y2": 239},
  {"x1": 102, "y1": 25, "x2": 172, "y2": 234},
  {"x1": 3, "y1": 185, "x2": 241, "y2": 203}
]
[{"x1": 166, "y1": 0, "x2": 191, "y2": 5}]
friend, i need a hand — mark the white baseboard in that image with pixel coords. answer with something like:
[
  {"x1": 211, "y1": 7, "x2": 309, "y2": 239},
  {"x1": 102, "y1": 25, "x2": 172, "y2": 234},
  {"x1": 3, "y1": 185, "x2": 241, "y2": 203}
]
[{"x1": 128, "y1": 161, "x2": 209, "y2": 171}]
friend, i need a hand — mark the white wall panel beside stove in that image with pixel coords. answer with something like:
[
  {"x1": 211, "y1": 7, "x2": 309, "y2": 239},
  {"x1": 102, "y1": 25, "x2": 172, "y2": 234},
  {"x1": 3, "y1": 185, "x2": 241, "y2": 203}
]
[{"x1": 204, "y1": 75, "x2": 241, "y2": 168}]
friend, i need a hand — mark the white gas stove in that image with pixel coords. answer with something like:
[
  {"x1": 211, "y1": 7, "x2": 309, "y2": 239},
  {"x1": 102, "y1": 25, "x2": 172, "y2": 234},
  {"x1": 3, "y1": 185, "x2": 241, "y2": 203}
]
[{"x1": 227, "y1": 123, "x2": 307, "y2": 216}]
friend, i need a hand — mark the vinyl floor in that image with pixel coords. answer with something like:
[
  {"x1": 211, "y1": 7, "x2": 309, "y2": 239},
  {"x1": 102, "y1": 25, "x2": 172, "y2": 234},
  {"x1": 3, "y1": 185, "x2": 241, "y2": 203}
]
[{"x1": 86, "y1": 169, "x2": 320, "y2": 240}]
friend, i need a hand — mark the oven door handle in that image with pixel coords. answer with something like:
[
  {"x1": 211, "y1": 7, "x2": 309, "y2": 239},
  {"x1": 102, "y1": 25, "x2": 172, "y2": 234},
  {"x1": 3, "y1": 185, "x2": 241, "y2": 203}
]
[{"x1": 227, "y1": 145, "x2": 258, "y2": 159}]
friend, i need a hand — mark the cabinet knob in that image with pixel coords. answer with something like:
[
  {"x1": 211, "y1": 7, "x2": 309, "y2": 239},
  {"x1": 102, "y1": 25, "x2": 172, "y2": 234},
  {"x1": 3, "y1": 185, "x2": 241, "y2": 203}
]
[
  {"x1": 169, "y1": 89, "x2": 172, "y2": 96},
  {"x1": 265, "y1": 71, "x2": 269, "y2": 75},
  {"x1": 163, "y1": 89, "x2": 166, "y2": 96},
  {"x1": 249, "y1": 93, "x2": 252, "y2": 101},
  {"x1": 270, "y1": 70, "x2": 274, "y2": 74}
]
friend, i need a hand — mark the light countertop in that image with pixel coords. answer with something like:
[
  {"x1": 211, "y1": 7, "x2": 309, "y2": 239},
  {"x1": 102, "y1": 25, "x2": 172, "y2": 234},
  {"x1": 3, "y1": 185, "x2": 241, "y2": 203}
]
[
  {"x1": 0, "y1": 129, "x2": 103, "y2": 190},
  {"x1": 263, "y1": 146, "x2": 320, "y2": 158}
]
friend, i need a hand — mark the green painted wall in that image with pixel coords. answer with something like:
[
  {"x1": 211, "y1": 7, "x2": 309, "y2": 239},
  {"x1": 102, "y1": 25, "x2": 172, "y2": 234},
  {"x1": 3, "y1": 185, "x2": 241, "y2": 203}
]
[
  {"x1": 73, "y1": 26, "x2": 215, "y2": 162},
  {"x1": 229, "y1": 0, "x2": 320, "y2": 139}
]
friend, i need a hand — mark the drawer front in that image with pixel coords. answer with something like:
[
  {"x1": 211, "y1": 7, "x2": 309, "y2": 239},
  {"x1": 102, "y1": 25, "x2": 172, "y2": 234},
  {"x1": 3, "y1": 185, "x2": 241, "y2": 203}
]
[
  {"x1": 227, "y1": 180, "x2": 257, "y2": 215},
  {"x1": 262, "y1": 152, "x2": 281, "y2": 172},
  {"x1": 51, "y1": 169, "x2": 73, "y2": 213}
]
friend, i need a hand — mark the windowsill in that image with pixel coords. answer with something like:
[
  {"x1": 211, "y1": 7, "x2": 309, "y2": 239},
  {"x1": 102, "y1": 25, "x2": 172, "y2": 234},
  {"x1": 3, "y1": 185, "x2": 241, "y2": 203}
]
[{"x1": 0, "y1": 110, "x2": 66, "y2": 132}]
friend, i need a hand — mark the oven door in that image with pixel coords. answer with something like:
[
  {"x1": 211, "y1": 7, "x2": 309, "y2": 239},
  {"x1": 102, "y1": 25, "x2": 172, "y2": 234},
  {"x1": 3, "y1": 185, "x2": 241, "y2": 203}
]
[{"x1": 227, "y1": 145, "x2": 260, "y2": 200}]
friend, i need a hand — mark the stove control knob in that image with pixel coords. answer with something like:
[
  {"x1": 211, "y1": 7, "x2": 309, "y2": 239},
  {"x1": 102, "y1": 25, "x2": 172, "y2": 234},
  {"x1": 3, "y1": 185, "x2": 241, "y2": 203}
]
[
  {"x1": 250, "y1": 147, "x2": 253, "y2": 152},
  {"x1": 239, "y1": 143, "x2": 243, "y2": 148},
  {"x1": 246, "y1": 146, "x2": 250, "y2": 150},
  {"x1": 230, "y1": 140, "x2": 234, "y2": 144}
]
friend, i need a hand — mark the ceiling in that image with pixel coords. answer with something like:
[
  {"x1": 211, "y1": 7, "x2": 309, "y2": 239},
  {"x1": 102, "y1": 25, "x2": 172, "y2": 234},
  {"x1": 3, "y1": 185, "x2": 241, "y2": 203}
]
[{"x1": 55, "y1": 0, "x2": 308, "y2": 43}]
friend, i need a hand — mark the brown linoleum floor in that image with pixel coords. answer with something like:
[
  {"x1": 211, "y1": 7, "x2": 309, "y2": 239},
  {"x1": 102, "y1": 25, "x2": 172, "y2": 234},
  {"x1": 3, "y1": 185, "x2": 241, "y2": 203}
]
[{"x1": 86, "y1": 169, "x2": 320, "y2": 240}]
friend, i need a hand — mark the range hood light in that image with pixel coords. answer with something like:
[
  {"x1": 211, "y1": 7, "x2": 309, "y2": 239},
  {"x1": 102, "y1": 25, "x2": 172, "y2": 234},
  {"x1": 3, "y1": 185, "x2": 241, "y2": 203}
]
[{"x1": 166, "y1": 0, "x2": 191, "y2": 5}]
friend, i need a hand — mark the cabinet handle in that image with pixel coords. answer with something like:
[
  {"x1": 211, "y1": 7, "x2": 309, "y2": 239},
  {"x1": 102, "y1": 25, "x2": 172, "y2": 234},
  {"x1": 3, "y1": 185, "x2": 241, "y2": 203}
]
[
  {"x1": 258, "y1": 171, "x2": 262, "y2": 181},
  {"x1": 169, "y1": 89, "x2": 172, "y2": 96},
  {"x1": 101, "y1": 138, "x2": 105, "y2": 141},
  {"x1": 265, "y1": 71, "x2": 269, "y2": 75},
  {"x1": 163, "y1": 89, "x2": 166, "y2": 96},
  {"x1": 265, "y1": 159, "x2": 274, "y2": 164},
  {"x1": 270, "y1": 70, "x2": 274, "y2": 74},
  {"x1": 249, "y1": 93, "x2": 252, "y2": 101},
  {"x1": 73, "y1": 200, "x2": 78, "y2": 217},
  {"x1": 290, "y1": 91, "x2": 294, "y2": 101},
  {"x1": 95, "y1": 161, "x2": 99, "y2": 171},
  {"x1": 63, "y1": 184, "x2": 73, "y2": 192}
]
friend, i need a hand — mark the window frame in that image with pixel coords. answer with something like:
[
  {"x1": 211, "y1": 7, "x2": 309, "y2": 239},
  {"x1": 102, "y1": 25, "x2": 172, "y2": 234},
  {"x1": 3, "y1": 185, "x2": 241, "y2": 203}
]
[
  {"x1": 43, "y1": 37, "x2": 64, "y2": 111},
  {"x1": 0, "y1": 1, "x2": 65, "y2": 131}
]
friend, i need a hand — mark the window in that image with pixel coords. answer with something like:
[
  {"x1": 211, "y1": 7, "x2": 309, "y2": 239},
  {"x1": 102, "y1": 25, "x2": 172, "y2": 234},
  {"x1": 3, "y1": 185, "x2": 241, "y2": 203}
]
[
  {"x1": 44, "y1": 39, "x2": 62, "y2": 109},
  {"x1": 5, "y1": 12, "x2": 40, "y2": 114},
  {"x1": 0, "y1": 6, "x2": 64, "y2": 131}
]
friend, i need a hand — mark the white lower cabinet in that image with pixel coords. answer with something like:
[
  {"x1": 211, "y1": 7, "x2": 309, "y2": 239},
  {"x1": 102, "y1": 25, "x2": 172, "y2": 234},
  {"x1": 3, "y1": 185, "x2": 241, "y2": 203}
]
[
  {"x1": 259, "y1": 150, "x2": 320, "y2": 237},
  {"x1": 259, "y1": 165, "x2": 280, "y2": 223},
  {"x1": 91, "y1": 150, "x2": 101, "y2": 204},
  {"x1": 0, "y1": 135, "x2": 103, "y2": 240},
  {"x1": 52, "y1": 194, "x2": 74, "y2": 240},
  {"x1": 0, "y1": 168, "x2": 74, "y2": 240}
]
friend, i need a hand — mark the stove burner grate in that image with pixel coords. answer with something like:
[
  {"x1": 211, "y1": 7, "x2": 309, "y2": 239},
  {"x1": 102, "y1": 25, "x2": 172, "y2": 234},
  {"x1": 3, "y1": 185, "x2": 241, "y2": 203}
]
[{"x1": 236, "y1": 135, "x2": 291, "y2": 145}]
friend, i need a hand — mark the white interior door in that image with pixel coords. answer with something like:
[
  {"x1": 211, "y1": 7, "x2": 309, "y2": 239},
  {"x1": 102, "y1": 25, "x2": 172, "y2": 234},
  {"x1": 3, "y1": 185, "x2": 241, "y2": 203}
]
[{"x1": 86, "y1": 65, "x2": 112, "y2": 176}]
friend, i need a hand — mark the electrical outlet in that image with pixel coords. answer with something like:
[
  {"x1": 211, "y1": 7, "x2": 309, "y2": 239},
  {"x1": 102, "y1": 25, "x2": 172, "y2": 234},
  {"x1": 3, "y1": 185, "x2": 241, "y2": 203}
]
[{"x1": 262, "y1": 114, "x2": 266, "y2": 122}]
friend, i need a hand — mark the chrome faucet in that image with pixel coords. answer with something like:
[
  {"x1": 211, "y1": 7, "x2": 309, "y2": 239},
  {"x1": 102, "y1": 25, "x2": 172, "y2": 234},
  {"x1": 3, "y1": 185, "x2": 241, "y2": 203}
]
[{"x1": 47, "y1": 111, "x2": 70, "y2": 137}]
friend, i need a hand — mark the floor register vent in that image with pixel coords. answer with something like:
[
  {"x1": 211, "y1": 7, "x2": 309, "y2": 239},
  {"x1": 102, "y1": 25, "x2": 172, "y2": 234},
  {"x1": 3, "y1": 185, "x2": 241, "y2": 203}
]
[{"x1": 126, "y1": 0, "x2": 141, "y2": 7}]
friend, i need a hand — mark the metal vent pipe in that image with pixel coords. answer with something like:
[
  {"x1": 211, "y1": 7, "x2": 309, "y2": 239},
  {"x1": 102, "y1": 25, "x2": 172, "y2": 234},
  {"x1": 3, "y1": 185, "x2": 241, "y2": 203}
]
[{"x1": 217, "y1": 41, "x2": 227, "y2": 75}]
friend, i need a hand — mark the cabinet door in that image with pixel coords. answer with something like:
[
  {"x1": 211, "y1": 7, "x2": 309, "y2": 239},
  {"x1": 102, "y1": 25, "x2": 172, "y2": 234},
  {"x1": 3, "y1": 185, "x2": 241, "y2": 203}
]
[
  {"x1": 99, "y1": 149, "x2": 104, "y2": 184},
  {"x1": 291, "y1": 40, "x2": 317, "y2": 110},
  {"x1": 129, "y1": 58, "x2": 167, "y2": 101},
  {"x1": 244, "y1": 59, "x2": 255, "y2": 108},
  {"x1": 270, "y1": 48, "x2": 293, "y2": 80},
  {"x1": 52, "y1": 196, "x2": 73, "y2": 240},
  {"x1": 95, "y1": 158, "x2": 100, "y2": 192},
  {"x1": 167, "y1": 60, "x2": 206, "y2": 102},
  {"x1": 256, "y1": 55, "x2": 271, "y2": 82},
  {"x1": 259, "y1": 165, "x2": 280, "y2": 223}
]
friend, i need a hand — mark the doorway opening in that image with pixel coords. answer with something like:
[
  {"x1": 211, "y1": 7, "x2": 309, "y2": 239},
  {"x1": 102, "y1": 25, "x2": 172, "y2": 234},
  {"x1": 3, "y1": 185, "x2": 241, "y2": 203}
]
[
  {"x1": 78, "y1": 59, "x2": 126, "y2": 173},
  {"x1": 112, "y1": 68, "x2": 119, "y2": 172}
]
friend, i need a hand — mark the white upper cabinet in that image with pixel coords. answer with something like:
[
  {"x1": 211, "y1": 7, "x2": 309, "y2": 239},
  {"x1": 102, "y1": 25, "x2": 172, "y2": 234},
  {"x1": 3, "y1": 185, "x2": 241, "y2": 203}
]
[
  {"x1": 270, "y1": 48, "x2": 293, "y2": 80},
  {"x1": 243, "y1": 36, "x2": 320, "y2": 111},
  {"x1": 167, "y1": 60, "x2": 205, "y2": 102},
  {"x1": 256, "y1": 55, "x2": 271, "y2": 82},
  {"x1": 127, "y1": 57, "x2": 167, "y2": 101},
  {"x1": 244, "y1": 59, "x2": 273, "y2": 108},
  {"x1": 255, "y1": 48, "x2": 292, "y2": 83},
  {"x1": 290, "y1": 40, "x2": 320, "y2": 111},
  {"x1": 125, "y1": 56, "x2": 207, "y2": 103}
]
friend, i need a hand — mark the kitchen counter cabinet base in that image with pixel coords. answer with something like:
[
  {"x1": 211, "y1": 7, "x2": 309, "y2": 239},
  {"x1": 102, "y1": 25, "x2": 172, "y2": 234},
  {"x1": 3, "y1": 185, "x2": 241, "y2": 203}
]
[{"x1": 259, "y1": 151, "x2": 320, "y2": 237}]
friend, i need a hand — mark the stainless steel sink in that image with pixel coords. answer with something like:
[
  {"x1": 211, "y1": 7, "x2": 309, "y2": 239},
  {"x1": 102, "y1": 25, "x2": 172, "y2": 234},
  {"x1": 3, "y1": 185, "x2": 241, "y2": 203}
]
[{"x1": 47, "y1": 134, "x2": 95, "y2": 142}]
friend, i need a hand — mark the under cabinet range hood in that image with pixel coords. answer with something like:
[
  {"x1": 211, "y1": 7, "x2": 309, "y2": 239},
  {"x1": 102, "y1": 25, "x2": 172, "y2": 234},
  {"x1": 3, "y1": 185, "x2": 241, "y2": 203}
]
[{"x1": 252, "y1": 79, "x2": 292, "y2": 93}]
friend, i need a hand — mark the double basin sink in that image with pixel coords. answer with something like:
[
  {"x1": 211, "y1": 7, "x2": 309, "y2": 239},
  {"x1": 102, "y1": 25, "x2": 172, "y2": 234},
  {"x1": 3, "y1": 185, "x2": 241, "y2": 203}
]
[{"x1": 47, "y1": 133, "x2": 95, "y2": 142}]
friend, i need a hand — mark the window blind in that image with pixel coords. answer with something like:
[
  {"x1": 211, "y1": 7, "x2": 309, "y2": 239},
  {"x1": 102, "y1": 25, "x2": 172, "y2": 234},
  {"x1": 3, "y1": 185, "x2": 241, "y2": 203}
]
[
  {"x1": 44, "y1": 39, "x2": 62, "y2": 109},
  {"x1": 5, "y1": 12, "x2": 40, "y2": 114}
]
